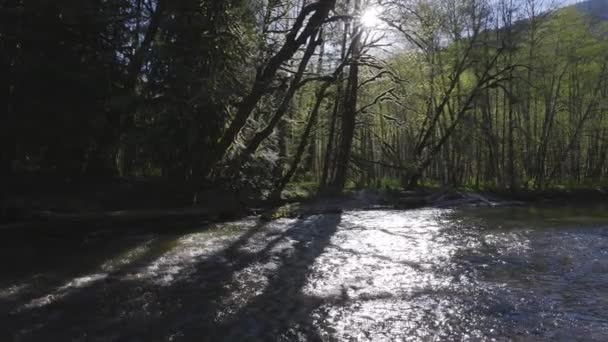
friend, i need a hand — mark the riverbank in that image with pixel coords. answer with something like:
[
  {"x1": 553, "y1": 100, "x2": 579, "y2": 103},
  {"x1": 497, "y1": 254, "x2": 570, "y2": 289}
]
[
  {"x1": 3, "y1": 175, "x2": 608, "y2": 229},
  {"x1": 384, "y1": 186, "x2": 608, "y2": 209},
  {"x1": 0, "y1": 175, "x2": 269, "y2": 226}
]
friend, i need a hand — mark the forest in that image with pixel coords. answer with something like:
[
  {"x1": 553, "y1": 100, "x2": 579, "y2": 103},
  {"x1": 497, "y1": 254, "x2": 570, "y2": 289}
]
[
  {"x1": 4, "y1": 1, "x2": 608, "y2": 341},
  {"x1": 2, "y1": 0, "x2": 608, "y2": 212}
]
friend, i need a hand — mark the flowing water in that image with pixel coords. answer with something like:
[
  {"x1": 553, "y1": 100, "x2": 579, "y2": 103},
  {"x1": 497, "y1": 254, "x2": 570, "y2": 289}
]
[{"x1": 2, "y1": 205, "x2": 608, "y2": 341}]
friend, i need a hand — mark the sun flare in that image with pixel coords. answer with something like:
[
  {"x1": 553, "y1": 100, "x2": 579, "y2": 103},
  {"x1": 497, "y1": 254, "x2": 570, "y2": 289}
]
[{"x1": 361, "y1": 6, "x2": 381, "y2": 28}]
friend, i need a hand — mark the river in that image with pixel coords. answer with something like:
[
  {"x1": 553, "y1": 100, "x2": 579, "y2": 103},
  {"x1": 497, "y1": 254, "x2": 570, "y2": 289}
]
[{"x1": 2, "y1": 205, "x2": 608, "y2": 341}]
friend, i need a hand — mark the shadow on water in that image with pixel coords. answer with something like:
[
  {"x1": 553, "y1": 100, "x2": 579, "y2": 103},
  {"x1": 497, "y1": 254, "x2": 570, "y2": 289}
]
[
  {"x1": 212, "y1": 214, "x2": 341, "y2": 341},
  {"x1": 0, "y1": 222, "x2": 207, "y2": 341},
  {"x1": 0, "y1": 227, "x2": 169, "y2": 305},
  {"x1": 154, "y1": 214, "x2": 342, "y2": 341},
  {"x1": 2, "y1": 214, "x2": 341, "y2": 341},
  {"x1": 6, "y1": 206, "x2": 608, "y2": 341},
  {"x1": 0, "y1": 219, "x2": 208, "y2": 284}
]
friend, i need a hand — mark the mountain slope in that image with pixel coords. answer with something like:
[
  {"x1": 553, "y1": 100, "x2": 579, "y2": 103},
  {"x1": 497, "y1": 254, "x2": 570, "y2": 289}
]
[{"x1": 575, "y1": 0, "x2": 608, "y2": 21}]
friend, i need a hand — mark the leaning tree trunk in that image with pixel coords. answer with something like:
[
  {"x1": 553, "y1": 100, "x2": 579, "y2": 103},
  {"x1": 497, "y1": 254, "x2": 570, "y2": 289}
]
[
  {"x1": 331, "y1": 0, "x2": 361, "y2": 194},
  {"x1": 270, "y1": 83, "x2": 330, "y2": 200},
  {"x1": 199, "y1": 0, "x2": 336, "y2": 182},
  {"x1": 244, "y1": 31, "x2": 322, "y2": 156}
]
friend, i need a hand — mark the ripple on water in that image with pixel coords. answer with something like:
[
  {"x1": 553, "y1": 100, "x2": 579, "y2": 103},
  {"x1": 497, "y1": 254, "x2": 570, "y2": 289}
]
[{"x1": 4, "y1": 207, "x2": 608, "y2": 341}]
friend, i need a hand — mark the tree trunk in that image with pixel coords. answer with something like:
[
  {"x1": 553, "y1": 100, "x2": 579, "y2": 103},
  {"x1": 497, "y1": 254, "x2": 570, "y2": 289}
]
[
  {"x1": 244, "y1": 31, "x2": 322, "y2": 155},
  {"x1": 201, "y1": 0, "x2": 335, "y2": 180},
  {"x1": 271, "y1": 83, "x2": 330, "y2": 199},
  {"x1": 331, "y1": 0, "x2": 361, "y2": 193}
]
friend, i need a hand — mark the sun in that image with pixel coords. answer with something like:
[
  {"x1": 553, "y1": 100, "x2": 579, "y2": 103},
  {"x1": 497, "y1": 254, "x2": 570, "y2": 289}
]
[{"x1": 361, "y1": 6, "x2": 381, "y2": 28}]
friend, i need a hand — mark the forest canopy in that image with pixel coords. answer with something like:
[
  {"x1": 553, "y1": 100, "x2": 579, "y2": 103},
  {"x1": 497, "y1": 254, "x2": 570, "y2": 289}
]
[{"x1": 2, "y1": 0, "x2": 608, "y2": 202}]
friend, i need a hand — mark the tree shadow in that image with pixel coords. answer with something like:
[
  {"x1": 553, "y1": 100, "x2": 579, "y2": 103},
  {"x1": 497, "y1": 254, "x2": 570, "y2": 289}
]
[
  {"x1": 140, "y1": 214, "x2": 343, "y2": 341},
  {"x1": 3, "y1": 214, "x2": 342, "y2": 341},
  {"x1": 0, "y1": 218, "x2": 235, "y2": 340},
  {"x1": 0, "y1": 218, "x2": 208, "y2": 289},
  {"x1": 0, "y1": 226, "x2": 156, "y2": 305},
  {"x1": 199, "y1": 214, "x2": 342, "y2": 341},
  {"x1": 0, "y1": 228, "x2": 200, "y2": 340}
]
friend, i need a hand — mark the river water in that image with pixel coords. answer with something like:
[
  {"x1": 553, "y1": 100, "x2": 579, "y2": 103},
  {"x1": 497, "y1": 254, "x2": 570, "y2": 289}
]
[{"x1": 2, "y1": 205, "x2": 608, "y2": 341}]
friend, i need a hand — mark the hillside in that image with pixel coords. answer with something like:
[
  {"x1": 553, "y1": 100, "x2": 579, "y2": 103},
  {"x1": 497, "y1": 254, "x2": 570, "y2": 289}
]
[{"x1": 575, "y1": 0, "x2": 608, "y2": 21}]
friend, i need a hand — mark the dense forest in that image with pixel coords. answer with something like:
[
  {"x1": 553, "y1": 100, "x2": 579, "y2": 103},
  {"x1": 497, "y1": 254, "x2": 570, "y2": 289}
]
[
  {"x1": 2, "y1": 0, "x2": 608, "y2": 209},
  {"x1": 4, "y1": 2, "x2": 608, "y2": 340}
]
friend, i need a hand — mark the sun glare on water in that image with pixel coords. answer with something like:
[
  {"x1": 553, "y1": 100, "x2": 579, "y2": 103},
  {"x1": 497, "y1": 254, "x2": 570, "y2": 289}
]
[{"x1": 361, "y1": 6, "x2": 381, "y2": 28}]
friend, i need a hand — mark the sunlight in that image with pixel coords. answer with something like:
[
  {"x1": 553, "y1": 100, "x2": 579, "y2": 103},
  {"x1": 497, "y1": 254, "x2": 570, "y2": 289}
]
[{"x1": 361, "y1": 6, "x2": 381, "y2": 28}]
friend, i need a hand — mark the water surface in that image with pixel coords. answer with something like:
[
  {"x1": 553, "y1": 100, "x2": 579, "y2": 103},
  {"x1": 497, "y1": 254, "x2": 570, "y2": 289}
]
[{"x1": 2, "y1": 205, "x2": 608, "y2": 341}]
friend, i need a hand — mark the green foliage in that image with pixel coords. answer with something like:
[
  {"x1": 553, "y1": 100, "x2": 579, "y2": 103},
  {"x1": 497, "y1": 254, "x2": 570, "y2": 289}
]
[{"x1": 4, "y1": 0, "x2": 608, "y2": 202}]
